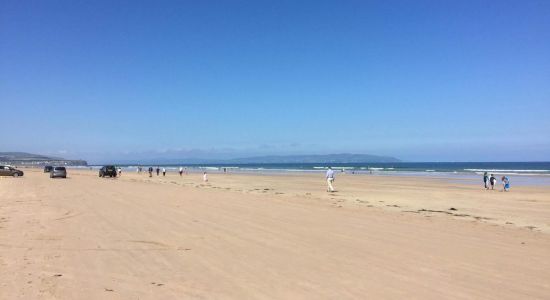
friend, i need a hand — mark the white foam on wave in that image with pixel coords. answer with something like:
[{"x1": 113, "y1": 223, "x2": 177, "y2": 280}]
[
  {"x1": 474, "y1": 171, "x2": 550, "y2": 176},
  {"x1": 465, "y1": 169, "x2": 549, "y2": 173}
]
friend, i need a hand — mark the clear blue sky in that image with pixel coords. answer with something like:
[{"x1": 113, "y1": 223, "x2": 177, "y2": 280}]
[{"x1": 1, "y1": 0, "x2": 549, "y2": 162}]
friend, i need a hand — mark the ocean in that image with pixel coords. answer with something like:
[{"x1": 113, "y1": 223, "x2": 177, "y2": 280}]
[{"x1": 80, "y1": 162, "x2": 550, "y2": 186}]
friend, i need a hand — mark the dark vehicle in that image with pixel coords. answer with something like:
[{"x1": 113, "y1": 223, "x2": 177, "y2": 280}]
[
  {"x1": 50, "y1": 166, "x2": 67, "y2": 178},
  {"x1": 99, "y1": 165, "x2": 117, "y2": 178},
  {"x1": 44, "y1": 166, "x2": 53, "y2": 173},
  {"x1": 0, "y1": 165, "x2": 24, "y2": 177}
]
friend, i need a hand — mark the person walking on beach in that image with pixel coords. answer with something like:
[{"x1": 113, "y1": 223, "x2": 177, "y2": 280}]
[
  {"x1": 483, "y1": 172, "x2": 489, "y2": 189},
  {"x1": 162, "y1": 167, "x2": 166, "y2": 177},
  {"x1": 117, "y1": 167, "x2": 122, "y2": 177},
  {"x1": 179, "y1": 167, "x2": 183, "y2": 176},
  {"x1": 156, "y1": 167, "x2": 160, "y2": 176},
  {"x1": 326, "y1": 167, "x2": 335, "y2": 192},
  {"x1": 203, "y1": 172, "x2": 208, "y2": 182},
  {"x1": 502, "y1": 176, "x2": 510, "y2": 192},
  {"x1": 148, "y1": 166, "x2": 153, "y2": 177},
  {"x1": 489, "y1": 174, "x2": 496, "y2": 190}
]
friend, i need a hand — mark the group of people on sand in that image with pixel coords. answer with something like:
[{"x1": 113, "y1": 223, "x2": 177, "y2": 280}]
[
  {"x1": 483, "y1": 172, "x2": 510, "y2": 192},
  {"x1": 138, "y1": 166, "x2": 185, "y2": 177},
  {"x1": 135, "y1": 166, "x2": 190, "y2": 178},
  {"x1": 327, "y1": 167, "x2": 512, "y2": 194}
]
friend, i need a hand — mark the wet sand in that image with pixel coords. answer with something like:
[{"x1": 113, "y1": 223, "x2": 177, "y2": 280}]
[{"x1": 1, "y1": 169, "x2": 550, "y2": 299}]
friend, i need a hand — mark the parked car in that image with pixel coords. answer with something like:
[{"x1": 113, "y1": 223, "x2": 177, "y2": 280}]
[
  {"x1": 99, "y1": 165, "x2": 117, "y2": 178},
  {"x1": 50, "y1": 166, "x2": 67, "y2": 178},
  {"x1": 44, "y1": 166, "x2": 53, "y2": 173},
  {"x1": 0, "y1": 165, "x2": 24, "y2": 177}
]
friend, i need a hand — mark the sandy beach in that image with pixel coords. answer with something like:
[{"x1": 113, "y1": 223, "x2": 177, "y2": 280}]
[{"x1": 1, "y1": 169, "x2": 550, "y2": 299}]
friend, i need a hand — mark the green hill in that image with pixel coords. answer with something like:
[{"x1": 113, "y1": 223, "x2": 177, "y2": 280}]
[{"x1": 0, "y1": 152, "x2": 87, "y2": 166}]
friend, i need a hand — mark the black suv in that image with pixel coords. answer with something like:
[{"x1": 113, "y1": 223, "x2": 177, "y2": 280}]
[
  {"x1": 44, "y1": 166, "x2": 53, "y2": 173},
  {"x1": 99, "y1": 165, "x2": 117, "y2": 178}
]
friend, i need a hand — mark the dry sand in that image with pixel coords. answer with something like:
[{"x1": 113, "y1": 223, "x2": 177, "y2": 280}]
[{"x1": 1, "y1": 169, "x2": 550, "y2": 299}]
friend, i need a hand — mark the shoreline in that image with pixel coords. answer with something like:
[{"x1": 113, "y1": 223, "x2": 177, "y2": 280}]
[{"x1": 19, "y1": 164, "x2": 550, "y2": 186}]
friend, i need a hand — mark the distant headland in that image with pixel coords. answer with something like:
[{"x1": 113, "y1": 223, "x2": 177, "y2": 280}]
[
  {"x1": 225, "y1": 153, "x2": 401, "y2": 164},
  {"x1": 119, "y1": 153, "x2": 402, "y2": 165},
  {"x1": 0, "y1": 152, "x2": 87, "y2": 166}
]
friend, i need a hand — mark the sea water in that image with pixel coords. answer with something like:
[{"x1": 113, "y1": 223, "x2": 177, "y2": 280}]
[{"x1": 77, "y1": 162, "x2": 550, "y2": 186}]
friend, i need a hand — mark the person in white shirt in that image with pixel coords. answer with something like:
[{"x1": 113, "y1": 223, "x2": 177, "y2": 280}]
[
  {"x1": 203, "y1": 172, "x2": 208, "y2": 182},
  {"x1": 326, "y1": 167, "x2": 335, "y2": 192},
  {"x1": 179, "y1": 167, "x2": 183, "y2": 176},
  {"x1": 162, "y1": 167, "x2": 166, "y2": 176}
]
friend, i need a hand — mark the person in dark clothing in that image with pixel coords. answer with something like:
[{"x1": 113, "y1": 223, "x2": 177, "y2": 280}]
[
  {"x1": 156, "y1": 167, "x2": 160, "y2": 176},
  {"x1": 483, "y1": 172, "x2": 489, "y2": 189},
  {"x1": 148, "y1": 166, "x2": 153, "y2": 177}
]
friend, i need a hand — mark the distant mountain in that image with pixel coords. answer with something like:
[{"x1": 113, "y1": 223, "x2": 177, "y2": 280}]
[
  {"x1": 0, "y1": 152, "x2": 63, "y2": 160},
  {"x1": 108, "y1": 153, "x2": 401, "y2": 165},
  {"x1": 0, "y1": 152, "x2": 87, "y2": 166},
  {"x1": 112, "y1": 157, "x2": 221, "y2": 165},
  {"x1": 226, "y1": 153, "x2": 401, "y2": 164}
]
